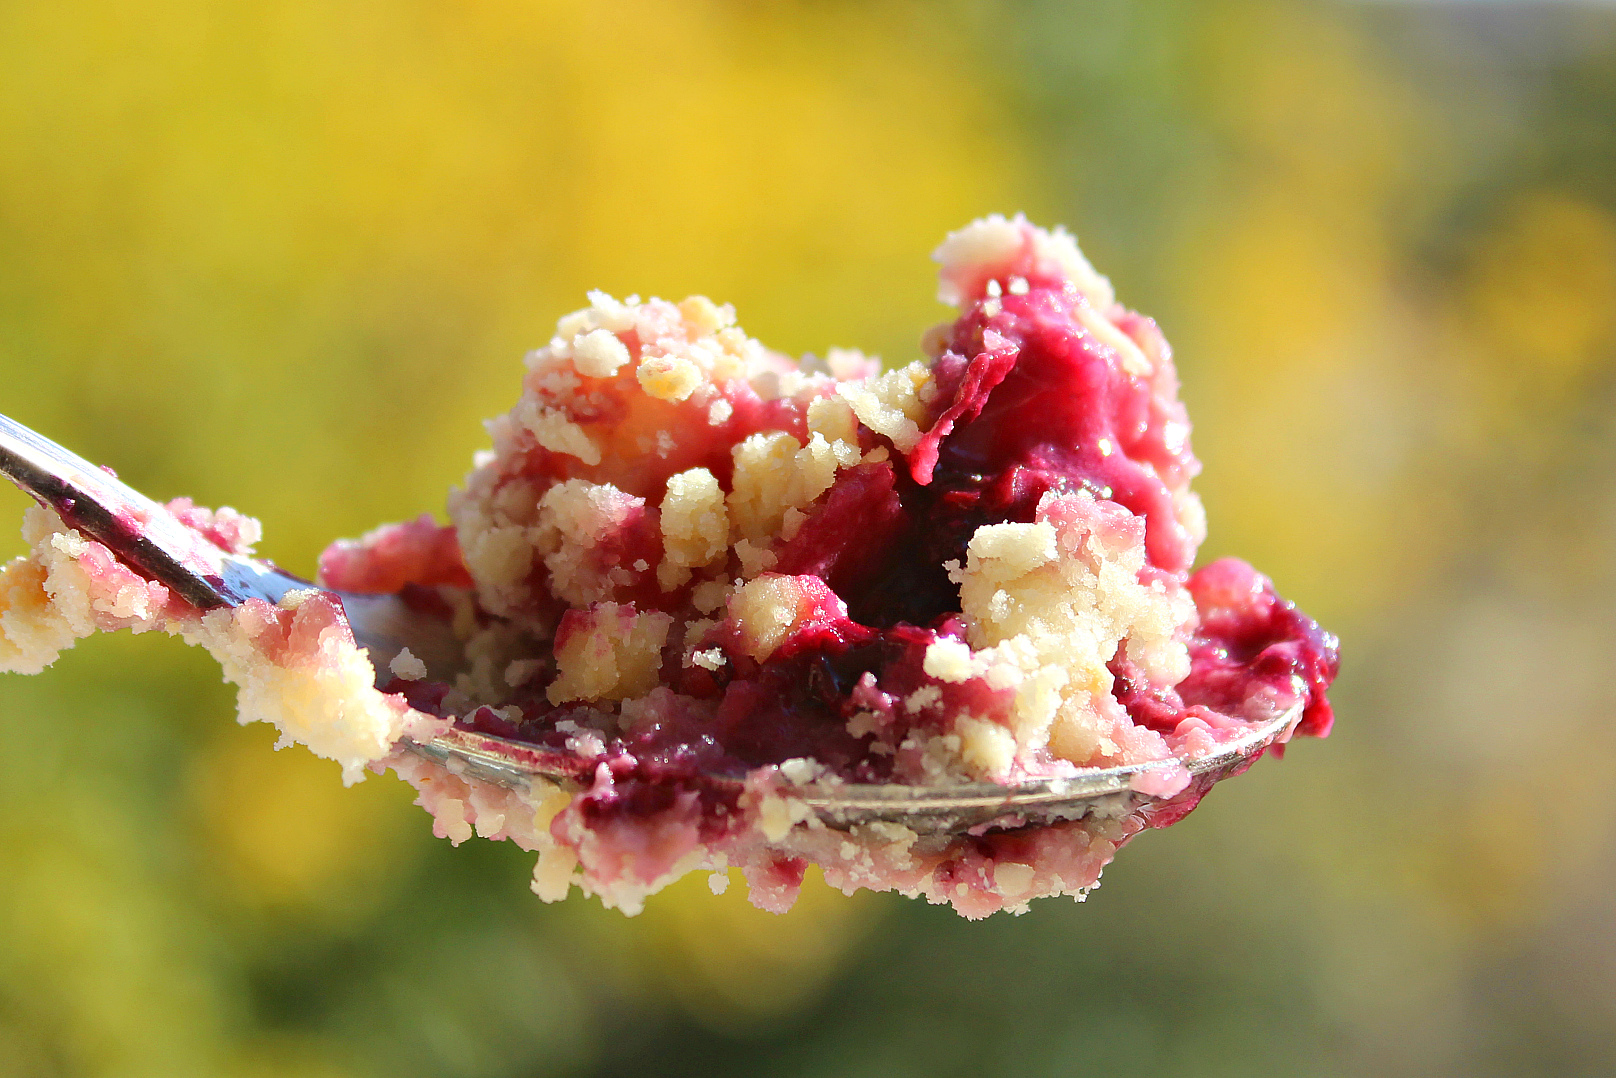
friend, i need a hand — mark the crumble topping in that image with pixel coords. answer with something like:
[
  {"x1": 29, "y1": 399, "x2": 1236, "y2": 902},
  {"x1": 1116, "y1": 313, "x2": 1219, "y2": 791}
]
[
  {"x1": 0, "y1": 506, "x2": 438, "y2": 782},
  {"x1": 0, "y1": 215, "x2": 1338, "y2": 918}
]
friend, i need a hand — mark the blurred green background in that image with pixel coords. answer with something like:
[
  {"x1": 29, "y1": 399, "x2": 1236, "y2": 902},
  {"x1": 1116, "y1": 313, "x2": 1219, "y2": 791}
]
[{"x1": 4, "y1": 1, "x2": 1616, "y2": 1075}]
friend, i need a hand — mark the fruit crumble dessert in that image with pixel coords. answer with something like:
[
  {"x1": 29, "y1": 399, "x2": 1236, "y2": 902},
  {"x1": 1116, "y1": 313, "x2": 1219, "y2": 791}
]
[{"x1": 0, "y1": 215, "x2": 1337, "y2": 917}]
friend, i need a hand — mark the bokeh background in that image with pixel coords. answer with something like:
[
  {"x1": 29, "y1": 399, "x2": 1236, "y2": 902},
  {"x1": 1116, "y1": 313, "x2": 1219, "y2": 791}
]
[{"x1": 3, "y1": 1, "x2": 1615, "y2": 1074}]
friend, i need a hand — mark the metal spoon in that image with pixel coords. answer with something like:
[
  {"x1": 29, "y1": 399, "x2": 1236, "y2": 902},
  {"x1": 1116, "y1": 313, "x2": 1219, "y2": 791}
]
[{"x1": 0, "y1": 411, "x2": 1298, "y2": 835}]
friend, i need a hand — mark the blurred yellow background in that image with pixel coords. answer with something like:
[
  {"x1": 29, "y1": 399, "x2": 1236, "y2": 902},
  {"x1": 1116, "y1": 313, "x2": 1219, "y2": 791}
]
[{"x1": 3, "y1": 1, "x2": 1615, "y2": 1075}]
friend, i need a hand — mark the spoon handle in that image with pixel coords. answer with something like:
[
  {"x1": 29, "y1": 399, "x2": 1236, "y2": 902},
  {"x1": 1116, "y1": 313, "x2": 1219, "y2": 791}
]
[
  {"x1": 0, "y1": 411, "x2": 233, "y2": 609},
  {"x1": 0, "y1": 410, "x2": 459, "y2": 677}
]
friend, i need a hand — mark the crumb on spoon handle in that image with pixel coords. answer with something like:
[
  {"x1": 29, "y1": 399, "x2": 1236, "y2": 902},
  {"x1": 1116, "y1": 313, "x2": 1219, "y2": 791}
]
[{"x1": 0, "y1": 411, "x2": 232, "y2": 609}]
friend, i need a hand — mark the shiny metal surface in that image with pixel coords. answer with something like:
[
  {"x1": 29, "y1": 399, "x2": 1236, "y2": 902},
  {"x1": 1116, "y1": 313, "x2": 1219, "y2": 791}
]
[
  {"x1": 0, "y1": 412, "x2": 235, "y2": 609},
  {"x1": 408, "y1": 706, "x2": 1298, "y2": 834},
  {"x1": 0, "y1": 410, "x2": 1295, "y2": 835}
]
